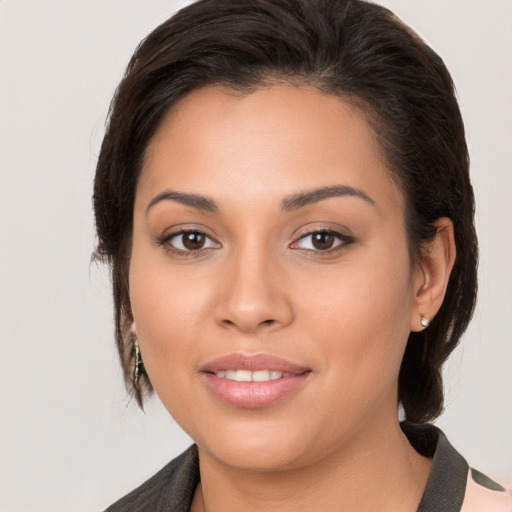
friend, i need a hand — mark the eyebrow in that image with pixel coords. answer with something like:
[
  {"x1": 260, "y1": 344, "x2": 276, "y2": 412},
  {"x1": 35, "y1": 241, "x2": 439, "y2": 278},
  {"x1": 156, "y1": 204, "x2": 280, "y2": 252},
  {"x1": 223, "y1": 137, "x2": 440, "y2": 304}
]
[
  {"x1": 146, "y1": 184, "x2": 374, "y2": 215},
  {"x1": 281, "y1": 185, "x2": 375, "y2": 211},
  {"x1": 146, "y1": 190, "x2": 219, "y2": 214}
]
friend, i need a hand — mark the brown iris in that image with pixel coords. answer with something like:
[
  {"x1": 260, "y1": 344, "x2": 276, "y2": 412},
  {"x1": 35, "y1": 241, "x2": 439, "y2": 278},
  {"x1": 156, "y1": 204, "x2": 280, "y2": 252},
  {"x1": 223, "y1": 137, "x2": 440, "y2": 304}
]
[
  {"x1": 182, "y1": 232, "x2": 206, "y2": 250},
  {"x1": 311, "y1": 232, "x2": 336, "y2": 250}
]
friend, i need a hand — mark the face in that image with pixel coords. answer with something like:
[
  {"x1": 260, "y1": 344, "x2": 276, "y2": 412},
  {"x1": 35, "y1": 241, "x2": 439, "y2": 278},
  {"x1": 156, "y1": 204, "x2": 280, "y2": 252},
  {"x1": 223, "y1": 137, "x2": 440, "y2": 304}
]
[{"x1": 129, "y1": 85, "x2": 423, "y2": 472}]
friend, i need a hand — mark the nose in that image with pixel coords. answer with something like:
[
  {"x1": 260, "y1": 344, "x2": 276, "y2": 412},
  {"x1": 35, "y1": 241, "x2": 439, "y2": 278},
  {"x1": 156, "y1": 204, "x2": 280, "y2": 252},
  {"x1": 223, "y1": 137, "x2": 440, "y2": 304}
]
[{"x1": 213, "y1": 248, "x2": 294, "y2": 334}]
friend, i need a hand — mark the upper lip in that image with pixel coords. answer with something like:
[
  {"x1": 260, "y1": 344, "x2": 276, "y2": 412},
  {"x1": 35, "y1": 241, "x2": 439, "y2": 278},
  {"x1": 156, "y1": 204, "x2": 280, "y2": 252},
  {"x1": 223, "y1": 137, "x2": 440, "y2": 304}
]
[{"x1": 199, "y1": 353, "x2": 310, "y2": 374}]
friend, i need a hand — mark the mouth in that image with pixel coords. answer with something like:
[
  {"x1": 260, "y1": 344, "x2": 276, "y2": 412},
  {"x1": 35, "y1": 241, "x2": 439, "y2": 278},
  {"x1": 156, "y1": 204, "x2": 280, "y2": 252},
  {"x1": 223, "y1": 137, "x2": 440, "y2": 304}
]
[{"x1": 199, "y1": 353, "x2": 311, "y2": 409}]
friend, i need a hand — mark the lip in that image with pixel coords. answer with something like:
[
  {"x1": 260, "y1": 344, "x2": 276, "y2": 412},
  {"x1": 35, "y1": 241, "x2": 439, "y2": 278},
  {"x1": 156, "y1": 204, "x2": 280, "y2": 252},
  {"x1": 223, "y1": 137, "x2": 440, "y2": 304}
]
[
  {"x1": 199, "y1": 353, "x2": 310, "y2": 374},
  {"x1": 199, "y1": 353, "x2": 311, "y2": 409}
]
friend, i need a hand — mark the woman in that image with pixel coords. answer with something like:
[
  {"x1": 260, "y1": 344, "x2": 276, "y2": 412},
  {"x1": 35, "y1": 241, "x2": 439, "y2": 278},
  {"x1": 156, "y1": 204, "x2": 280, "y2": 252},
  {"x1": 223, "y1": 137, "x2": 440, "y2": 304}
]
[{"x1": 93, "y1": 0, "x2": 511, "y2": 510}]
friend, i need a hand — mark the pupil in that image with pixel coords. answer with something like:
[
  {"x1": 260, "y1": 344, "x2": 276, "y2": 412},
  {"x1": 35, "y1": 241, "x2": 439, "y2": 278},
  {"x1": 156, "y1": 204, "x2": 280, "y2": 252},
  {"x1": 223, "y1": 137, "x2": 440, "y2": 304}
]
[
  {"x1": 183, "y1": 232, "x2": 205, "y2": 250},
  {"x1": 312, "y1": 232, "x2": 334, "y2": 250}
]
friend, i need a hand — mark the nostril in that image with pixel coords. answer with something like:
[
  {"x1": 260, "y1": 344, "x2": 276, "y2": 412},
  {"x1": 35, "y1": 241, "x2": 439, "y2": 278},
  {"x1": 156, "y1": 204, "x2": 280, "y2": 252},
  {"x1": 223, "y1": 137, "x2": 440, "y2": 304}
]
[{"x1": 259, "y1": 319, "x2": 276, "y2": 326}]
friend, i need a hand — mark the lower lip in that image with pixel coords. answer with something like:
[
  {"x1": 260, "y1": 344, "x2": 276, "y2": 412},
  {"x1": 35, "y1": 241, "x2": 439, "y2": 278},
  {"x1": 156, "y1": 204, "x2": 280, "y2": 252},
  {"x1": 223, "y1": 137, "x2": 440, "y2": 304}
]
[{"x1": 202, "y1": 373, "x2": 310, "y2": 409}]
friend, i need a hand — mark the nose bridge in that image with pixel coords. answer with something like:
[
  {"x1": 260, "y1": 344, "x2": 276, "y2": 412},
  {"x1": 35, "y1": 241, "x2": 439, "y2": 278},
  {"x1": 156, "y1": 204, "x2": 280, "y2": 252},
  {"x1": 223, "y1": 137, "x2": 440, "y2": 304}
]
[{"x1": 213, "y1": 237, "x2": 293, "y2": 332}]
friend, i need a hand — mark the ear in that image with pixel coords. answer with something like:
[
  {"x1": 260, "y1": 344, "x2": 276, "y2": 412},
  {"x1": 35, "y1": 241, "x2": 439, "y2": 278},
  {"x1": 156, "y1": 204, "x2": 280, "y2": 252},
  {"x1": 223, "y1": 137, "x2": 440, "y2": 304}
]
[{"x1": 410, "y1": 218, "x2": 456, "y2": 332}]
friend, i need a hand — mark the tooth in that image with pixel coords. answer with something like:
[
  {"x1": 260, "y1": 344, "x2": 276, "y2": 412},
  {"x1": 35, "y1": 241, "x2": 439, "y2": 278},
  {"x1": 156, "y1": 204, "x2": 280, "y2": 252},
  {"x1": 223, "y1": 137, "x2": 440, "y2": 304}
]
[
  {"x1": 252, "y1": 370, "x2": 271, "y2": 382},
  {"x1": 235, "y1": 370, "x2": 252, "y2": 382},
  {"x1": 216, "y1": 369, "x2": 287, "y2": 381}
]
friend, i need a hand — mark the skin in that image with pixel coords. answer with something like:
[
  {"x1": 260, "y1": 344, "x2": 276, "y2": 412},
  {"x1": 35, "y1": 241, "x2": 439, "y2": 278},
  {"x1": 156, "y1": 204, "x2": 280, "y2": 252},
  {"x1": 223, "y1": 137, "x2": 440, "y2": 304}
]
[{"x1": 129, "y1": 85, "x2": 455, "y2": 512}]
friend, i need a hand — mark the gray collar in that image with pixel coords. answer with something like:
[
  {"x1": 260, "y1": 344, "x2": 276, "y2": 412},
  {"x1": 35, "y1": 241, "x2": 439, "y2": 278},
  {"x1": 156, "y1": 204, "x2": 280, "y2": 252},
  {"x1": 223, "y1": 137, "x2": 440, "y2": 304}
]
[{"x1": 401, "y1": 422, "x2": 468, "y2": 512}]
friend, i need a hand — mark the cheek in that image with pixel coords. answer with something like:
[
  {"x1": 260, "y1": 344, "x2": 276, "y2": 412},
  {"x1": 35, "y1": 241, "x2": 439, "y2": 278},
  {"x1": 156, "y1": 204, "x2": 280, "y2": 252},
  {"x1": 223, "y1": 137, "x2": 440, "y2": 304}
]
[
  {"x1": 297, "y1": 244, "x2": 414, "y2": 383},
  {"x1": 128, "y1": 247, "x2": 215, "y2": 390},
  {"x1": 129, "y1": 276, "x2": 208, "y2": 420}
]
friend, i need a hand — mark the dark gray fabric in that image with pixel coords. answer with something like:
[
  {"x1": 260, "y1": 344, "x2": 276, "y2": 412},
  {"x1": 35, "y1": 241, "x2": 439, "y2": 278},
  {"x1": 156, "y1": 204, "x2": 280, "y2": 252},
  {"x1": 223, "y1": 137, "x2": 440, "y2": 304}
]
[
  {"x1": 471, "y1": 468, "x2": 506, "y2": 492},
  {"x1": 104, "y1": 445, "x2": 199, "y2": 512},
  {"x1": 105, "y1": 423, "x2": 469, "y2": 512},
  {"x1": 401, "y1": 422, "x2": 468, "y2": 512}
]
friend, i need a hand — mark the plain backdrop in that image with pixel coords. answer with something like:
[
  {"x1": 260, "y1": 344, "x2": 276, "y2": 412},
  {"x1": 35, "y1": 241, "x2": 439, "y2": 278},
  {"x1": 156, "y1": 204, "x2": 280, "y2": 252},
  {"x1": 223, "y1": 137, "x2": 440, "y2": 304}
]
[{"x1": 1, "y1": 1, "x2": 511, "y2": 510}]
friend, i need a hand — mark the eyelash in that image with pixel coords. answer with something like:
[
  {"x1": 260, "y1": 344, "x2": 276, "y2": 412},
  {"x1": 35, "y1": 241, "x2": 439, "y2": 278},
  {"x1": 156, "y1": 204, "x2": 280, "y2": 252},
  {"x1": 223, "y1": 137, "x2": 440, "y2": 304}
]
[
  {"x1": 291, "y1": 229, "x2": 355, "y2": 253},
  {"x1": 156, "y1": 228, "x2": 354, "y2": 257},
  {"x1": 156, "y1": 229, "x2": 220, "y2": 257}
]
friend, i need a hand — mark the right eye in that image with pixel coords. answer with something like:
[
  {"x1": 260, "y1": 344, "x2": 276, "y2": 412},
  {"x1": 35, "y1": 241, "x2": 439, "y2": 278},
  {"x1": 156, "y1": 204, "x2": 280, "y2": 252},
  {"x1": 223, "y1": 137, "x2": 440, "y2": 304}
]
[
  {"x1": 291, "y1": 229, "x2": 354, "y2": 253},
  {"x1": 160, "y1": 230, "x2": 220, "y2": 253}
]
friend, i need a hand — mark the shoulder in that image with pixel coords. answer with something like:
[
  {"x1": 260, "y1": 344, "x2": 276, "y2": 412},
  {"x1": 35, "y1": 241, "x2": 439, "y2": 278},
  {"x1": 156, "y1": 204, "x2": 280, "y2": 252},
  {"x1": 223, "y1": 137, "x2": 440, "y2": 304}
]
[
  {"x1": 461, "y1": 468, "x2": 512, "y2": 512},
  {"x1": 104, "y1": 445, "x2": 199, "y2": 512}
]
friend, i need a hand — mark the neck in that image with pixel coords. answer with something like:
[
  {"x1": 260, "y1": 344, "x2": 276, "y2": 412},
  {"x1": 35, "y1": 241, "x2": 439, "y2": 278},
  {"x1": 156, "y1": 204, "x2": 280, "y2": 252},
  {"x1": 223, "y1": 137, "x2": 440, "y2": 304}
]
[{"x1": 191, "y1": 417, "x2": 432, "y2": 512}]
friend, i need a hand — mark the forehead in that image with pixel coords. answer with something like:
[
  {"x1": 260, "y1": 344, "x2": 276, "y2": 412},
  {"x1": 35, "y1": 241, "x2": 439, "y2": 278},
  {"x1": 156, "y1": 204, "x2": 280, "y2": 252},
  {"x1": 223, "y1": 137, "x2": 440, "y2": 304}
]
[{"x1": 140, "y1": 85, "x2": 403, "y2": 212}]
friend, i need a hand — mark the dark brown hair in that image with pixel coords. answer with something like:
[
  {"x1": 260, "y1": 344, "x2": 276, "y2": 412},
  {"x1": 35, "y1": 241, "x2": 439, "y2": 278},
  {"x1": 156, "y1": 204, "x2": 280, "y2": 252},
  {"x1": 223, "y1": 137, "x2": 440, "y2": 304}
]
[{"x1": 94, "y1": 0, "x2": 478, "y2": 421}]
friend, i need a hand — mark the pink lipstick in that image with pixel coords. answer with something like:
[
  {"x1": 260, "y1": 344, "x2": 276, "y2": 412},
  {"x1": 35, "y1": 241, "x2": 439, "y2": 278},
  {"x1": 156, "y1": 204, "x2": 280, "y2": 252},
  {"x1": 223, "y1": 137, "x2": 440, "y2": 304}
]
[{"x1": 199, "y1": 353, "x2": 311, "y2": 409}]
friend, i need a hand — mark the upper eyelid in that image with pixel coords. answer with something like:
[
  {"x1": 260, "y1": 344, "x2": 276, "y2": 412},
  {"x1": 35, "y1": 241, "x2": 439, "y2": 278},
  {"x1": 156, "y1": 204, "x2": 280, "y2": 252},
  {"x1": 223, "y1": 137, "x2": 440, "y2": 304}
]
[
  {"x1": 158, "y1": 225, "x2": 218, "y2": 241},
  {"x1": 293, "y1": 227, "x2": 353, "y2": 241},
  {"x1": 292, "y1": 220, "x2": 353, "y2": 236},
  {"x1": 297, "y1": 228, "x2": 344, "y2": 237},
  {"x1": 290, "y1": 228, "x2": 354, "y2": 249},
  {"x1": 156, "y1": 228, "x2": 219, "y2": 248}
]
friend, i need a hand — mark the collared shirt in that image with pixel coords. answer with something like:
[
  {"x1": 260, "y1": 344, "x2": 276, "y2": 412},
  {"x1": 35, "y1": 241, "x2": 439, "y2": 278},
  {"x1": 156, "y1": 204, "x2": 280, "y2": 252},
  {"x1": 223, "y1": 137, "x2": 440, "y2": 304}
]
[{"x1": 105, "y1": 422, "x2": 512, "y2": 511}]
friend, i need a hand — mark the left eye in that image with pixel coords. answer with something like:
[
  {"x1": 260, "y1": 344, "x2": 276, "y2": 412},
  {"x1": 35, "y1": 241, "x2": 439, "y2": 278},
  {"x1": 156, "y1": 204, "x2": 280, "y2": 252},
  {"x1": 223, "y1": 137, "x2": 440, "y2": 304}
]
[
  {"x1": 292, "y1": 230, "x2": 351, "y2": 251},
  {"x1": 167, "y1": 231, "x2": 220, "y2": 251}
]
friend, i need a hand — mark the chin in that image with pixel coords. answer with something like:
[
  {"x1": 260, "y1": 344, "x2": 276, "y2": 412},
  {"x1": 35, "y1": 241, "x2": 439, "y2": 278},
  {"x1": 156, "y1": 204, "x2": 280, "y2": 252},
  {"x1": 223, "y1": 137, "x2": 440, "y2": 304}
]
[
  {"x1": 203, "y1": 438, "x2": 305, "y2": 472},
  {"x1": 190, "y1": 414, "x2": 329, "y2": 473}
]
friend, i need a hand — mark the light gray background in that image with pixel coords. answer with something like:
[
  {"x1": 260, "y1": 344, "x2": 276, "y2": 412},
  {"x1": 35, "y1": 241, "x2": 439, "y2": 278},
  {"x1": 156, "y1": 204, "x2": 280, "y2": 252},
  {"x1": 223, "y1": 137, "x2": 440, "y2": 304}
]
[{"x1": 1, "y1": 1, "x2": 511, "y2": 510}]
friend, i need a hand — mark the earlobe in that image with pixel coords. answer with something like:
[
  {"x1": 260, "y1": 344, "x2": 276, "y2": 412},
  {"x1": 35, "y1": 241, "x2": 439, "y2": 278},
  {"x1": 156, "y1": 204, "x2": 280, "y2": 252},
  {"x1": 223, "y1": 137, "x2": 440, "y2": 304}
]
[{"x1": 410, "y1": 218, "x2": 456, "y2": 332}]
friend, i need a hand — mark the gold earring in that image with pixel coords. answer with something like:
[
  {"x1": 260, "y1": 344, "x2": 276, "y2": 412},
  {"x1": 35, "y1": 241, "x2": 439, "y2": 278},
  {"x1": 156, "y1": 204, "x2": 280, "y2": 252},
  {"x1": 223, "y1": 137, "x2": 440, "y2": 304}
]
[
  {"x1": 134, "y1": 338, "x2": 145, "y2": 389},
  {"x1": 420, "y1": 315, "x2": 430, "y2": 328}
]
